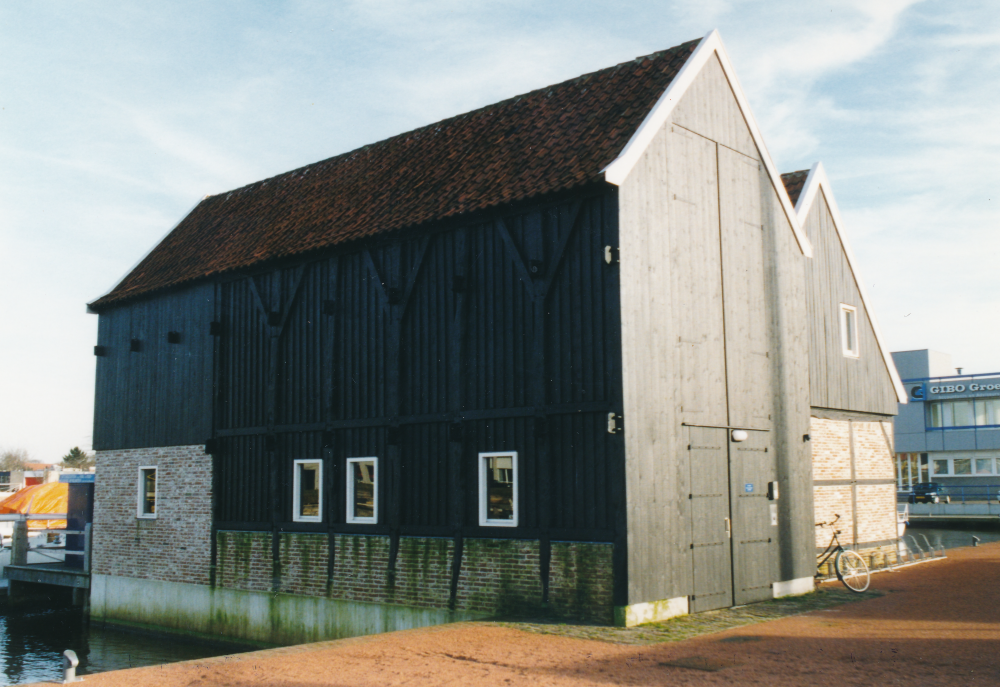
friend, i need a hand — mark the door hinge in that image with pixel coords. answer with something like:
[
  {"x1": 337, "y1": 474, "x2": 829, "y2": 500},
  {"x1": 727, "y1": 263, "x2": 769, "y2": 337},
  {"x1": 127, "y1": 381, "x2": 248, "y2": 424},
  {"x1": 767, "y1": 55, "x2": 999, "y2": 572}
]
[
  {"x1": 604, "y1": 245, "x2": 620, "y2": 264},
  {"x1": 607, "y1": 412, "x2": 623, "y2": 434}
]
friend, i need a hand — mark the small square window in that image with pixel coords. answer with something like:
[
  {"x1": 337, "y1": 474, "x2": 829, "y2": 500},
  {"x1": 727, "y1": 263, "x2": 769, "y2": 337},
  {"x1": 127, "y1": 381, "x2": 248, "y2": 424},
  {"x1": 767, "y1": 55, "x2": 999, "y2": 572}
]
[
  {"x1": 346, "y1": 457, "x2": 378, "y2": 524},
  {"x1": 840, "y1": 304, "x2": 859, "y2": 358},
  {"x1": 137, "y1": 466, "x2": 157, "y2": 518},
  {"x1": 975, "y1": 457, "x2": 994, "y2": 475},
  {"x1": 293, "y1": 459, "x2": 322, "y2": 523},
  {"x1": 479, "y1": 452, "x2": 518, "y2": 527},
  {"x1": 932, "y1": 459, "x2": 950, "y2": 476}
]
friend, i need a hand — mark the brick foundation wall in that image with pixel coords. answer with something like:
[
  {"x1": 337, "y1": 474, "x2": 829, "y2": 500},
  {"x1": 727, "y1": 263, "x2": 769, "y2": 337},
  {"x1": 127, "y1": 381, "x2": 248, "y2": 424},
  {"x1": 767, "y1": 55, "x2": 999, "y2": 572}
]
[
  {"x1": 548, "y1": 542, "x2": 614, "y2": 623},
  {"x1": 390, "y1": 536, "x2": 454, "y2": 608},
  {"x1": 330, "y1": 534, "x2": 392, "y2": 603},
  {"x1": 92, "y1": 445, "x2": 212, "y2": 585},
  {"x1": 811, "y1": 417, "x2": 896, "y2": 550},
  {"x1": 216, "y1": 533, "x2": 613, "y2": 619},
  {"x1": 279, "y1": 533, "x2": 328, "y2": 597},
  {"x1": 455, "y1": 538, "x2": 543, "y2": 614},
  {"x1": 217, "y1": 531, "x2": 273, "y2": 592}
]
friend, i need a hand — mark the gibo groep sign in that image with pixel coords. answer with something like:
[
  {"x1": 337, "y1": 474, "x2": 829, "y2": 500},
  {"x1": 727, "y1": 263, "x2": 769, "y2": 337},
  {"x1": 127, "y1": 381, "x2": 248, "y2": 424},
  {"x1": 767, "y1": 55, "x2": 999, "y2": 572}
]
[{"x1": 921, "y1": 377, "x2": 1000, "y2": 401}]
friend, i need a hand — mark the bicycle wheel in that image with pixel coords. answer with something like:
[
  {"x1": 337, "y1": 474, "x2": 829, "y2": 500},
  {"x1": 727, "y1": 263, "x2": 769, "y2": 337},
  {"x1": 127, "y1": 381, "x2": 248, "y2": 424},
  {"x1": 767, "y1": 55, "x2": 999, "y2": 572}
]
[{"x1": 835, "y1": 549, "x2": 870, "y2": 593}]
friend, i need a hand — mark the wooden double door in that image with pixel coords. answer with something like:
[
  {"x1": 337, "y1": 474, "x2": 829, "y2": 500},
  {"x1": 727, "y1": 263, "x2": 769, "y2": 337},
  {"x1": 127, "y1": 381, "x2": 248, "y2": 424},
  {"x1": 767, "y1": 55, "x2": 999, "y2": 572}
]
[{"x1": 687, "y1": 424, "x2": 777, "y2": 613}]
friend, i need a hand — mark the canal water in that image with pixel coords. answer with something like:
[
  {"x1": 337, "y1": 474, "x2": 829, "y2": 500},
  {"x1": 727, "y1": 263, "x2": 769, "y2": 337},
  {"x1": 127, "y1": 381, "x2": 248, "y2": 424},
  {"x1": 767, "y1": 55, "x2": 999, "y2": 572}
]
[
  {"x1": 0, "y1": 604, "x2": 251, "y2": 686},
  {"x1": 907, "y1": 522, "x2": 1000, "y2": 550}
]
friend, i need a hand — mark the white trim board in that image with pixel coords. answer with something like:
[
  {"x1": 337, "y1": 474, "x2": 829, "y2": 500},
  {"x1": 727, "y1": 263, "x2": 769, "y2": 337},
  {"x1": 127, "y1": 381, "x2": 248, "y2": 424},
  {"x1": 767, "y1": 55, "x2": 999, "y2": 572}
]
[
  {"x1": 602, "y1": 29, "x2": 812, "y2": 259},
  {"x1": 794, "y1": 162, "x2": 906, "y2": 404}
]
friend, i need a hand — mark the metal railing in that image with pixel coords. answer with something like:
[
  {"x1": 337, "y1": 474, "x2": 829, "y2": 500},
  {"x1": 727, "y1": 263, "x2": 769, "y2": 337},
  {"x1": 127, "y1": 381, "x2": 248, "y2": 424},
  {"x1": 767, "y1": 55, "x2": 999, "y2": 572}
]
[
  {"x1": 1, "y1": 514, "x2": 91, "y2": 573},
  {"x1": 898, "y1": 485, "x2": 1000, "y2": 504}
]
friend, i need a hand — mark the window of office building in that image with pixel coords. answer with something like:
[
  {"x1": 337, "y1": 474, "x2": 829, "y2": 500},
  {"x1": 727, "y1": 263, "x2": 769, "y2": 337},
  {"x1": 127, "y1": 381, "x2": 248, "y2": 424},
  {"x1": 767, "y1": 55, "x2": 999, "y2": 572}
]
[
  {"x1": 896, "y1": 452, "x2": 929, "y2": 487},
  {"x1": 930, "y1": 453, "x2": 1000, "y2": 477},
  {"x1": 928, "y1": 399, "x2": 988, "y2": 428}
]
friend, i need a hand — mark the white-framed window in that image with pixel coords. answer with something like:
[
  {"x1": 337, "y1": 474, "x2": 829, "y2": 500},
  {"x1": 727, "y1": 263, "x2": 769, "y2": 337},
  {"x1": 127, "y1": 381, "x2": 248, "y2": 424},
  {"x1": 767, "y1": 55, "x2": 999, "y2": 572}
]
[
  {"x1": 840, "y1": 304, "x2": 859, "y2": 358},
  {"x1": 137, "y1": 466, "x2": 157, "y2": 519},
  {"x1": 479, "y1": 451, "x2": 518, "y2": 527},
  {"x1": 346, "y1": 457, "x2": 378, "y2": 524},
  {"x1": 292, "y1": 459, "x2": 322, "y2": 523},
  {"x1": 930, "y1": 453, "x2": 1000, "y2": 477}
]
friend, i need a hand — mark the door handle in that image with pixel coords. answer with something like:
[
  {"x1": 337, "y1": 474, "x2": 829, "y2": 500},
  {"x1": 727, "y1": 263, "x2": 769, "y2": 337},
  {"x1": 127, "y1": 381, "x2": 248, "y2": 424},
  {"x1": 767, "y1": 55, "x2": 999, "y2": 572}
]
[{"x1": 724, "y1": 518, "x2": 731, "y2": 538}]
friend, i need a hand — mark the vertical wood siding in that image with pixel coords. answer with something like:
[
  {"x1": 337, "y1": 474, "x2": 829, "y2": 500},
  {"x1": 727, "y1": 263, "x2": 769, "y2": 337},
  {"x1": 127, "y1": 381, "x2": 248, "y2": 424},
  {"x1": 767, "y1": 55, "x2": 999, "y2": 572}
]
[
  {"x1": 803, "y1": 192, "x2": 897, "y2": 415},
  {"x1": 93, "y1": 283, "x2": 215, "y2": 450},
  {"x1": 618, "y1": 55, "x2": 814, "y2": 606}
]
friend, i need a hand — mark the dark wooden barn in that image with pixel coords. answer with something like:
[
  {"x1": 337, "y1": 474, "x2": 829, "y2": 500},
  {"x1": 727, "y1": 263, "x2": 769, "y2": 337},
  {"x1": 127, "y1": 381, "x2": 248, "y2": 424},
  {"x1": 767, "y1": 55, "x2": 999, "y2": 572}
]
[{"x1": 86, "y1": 30, "x2": 900, "y2": 643}]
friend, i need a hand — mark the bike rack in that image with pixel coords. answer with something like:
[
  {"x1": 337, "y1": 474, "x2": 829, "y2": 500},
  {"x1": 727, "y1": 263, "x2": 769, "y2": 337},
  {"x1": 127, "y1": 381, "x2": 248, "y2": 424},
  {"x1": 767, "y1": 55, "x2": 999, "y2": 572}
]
[
  {"x1": 916, "y1": 532, "x2": 946, "y2": 559},
  {"x1": 895, "y1": 533, "x2": 946, "y2": 566}
]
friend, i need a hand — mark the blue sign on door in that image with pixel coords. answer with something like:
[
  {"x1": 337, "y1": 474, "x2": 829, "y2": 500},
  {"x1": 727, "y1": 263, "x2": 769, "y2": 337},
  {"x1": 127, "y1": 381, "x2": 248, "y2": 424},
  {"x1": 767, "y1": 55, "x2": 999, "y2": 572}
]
[{"x1": 744, "y1": 483, "x2": 754, "y2": 493}]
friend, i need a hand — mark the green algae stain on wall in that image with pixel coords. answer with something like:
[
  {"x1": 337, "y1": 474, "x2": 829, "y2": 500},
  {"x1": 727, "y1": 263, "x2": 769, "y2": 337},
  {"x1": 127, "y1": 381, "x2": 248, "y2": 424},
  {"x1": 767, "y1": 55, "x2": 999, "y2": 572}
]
[
  {"x1": 549, "y1": 542, "x2": 614, "y2": 624},
  {"x1": 217, "y1": 531, "x2": 273, "y2": 591},
  {"x1": 459, "y1": 539, "x2": 544, "y2": 617}
]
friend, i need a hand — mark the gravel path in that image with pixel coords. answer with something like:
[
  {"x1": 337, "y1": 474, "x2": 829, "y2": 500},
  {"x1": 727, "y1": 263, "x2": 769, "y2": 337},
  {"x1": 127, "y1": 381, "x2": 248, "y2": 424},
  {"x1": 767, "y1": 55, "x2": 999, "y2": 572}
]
[{"x1": 23, "y1": 542, "x2": 1000, "y2": 686}]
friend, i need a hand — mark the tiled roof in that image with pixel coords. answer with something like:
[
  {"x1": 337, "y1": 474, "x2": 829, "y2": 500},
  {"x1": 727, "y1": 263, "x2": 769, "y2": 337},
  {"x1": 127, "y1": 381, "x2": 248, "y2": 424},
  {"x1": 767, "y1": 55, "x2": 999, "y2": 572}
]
[
  {"x1": 90, "y1": 39, "x2": 700, "y2": 309},
  {"x1": 780, "y1": 170, "x2": 810, "y2": 208}
]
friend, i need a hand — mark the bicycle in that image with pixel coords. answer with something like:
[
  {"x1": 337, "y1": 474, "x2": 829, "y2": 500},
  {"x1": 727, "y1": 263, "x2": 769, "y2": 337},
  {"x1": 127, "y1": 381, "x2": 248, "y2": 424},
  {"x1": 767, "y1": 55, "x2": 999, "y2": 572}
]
[{"x1": 816, "y1": 514, "x2": 870, "y2": 592}]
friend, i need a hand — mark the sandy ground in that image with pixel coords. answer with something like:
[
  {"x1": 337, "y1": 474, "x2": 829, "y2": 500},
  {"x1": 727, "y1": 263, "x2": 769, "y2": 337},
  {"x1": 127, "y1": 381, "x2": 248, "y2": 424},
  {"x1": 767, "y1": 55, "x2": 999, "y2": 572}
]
[{"x1": 25, "y1": 543, "x2": 1000, "y2": 686}]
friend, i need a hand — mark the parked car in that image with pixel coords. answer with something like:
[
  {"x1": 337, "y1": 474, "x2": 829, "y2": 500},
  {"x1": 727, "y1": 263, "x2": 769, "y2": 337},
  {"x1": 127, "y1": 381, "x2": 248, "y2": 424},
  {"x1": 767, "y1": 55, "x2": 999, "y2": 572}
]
[{"x1": 909, "y1": 483, "x2": 951, "y2": 504}]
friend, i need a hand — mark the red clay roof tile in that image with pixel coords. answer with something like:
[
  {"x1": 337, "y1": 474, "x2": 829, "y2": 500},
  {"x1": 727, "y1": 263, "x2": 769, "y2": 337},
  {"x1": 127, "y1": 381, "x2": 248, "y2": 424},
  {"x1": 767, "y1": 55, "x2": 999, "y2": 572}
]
[
  {"x1": 91, "y1": 39, "x2": 700, "y2": 309},
  {"x1": 780, "y1": 169, "x2": 810, "y2": 208}
]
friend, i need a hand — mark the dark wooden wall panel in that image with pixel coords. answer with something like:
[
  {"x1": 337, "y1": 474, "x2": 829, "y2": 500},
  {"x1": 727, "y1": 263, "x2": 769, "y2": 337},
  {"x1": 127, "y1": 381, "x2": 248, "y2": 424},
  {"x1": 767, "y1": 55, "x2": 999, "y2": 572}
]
[
  {"x1": 276, "y1": 264, "x2": 324, "y2": 426},
  {"x1": 93, "y1": 282, "x2": 215, "y2": 450},
  {"x1": 215, "y1": 434, "x2": 270, "y2": 523},
  {"x1": 205, "y1": 191, "x2": 622, "y2": 541},
  {"x1": 95, "y1": 189, "x2": 623, "y2": 542},
  {"x1": 463, "y1": 221, "x2": 533, "y2": 410}
]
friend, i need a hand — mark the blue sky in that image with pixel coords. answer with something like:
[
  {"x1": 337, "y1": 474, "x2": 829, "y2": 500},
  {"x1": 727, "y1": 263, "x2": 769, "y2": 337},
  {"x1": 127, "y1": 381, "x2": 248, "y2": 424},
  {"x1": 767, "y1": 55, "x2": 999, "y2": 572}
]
[{"x1": 2, "y1": 1, "x2": 998, "y2": 461}]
